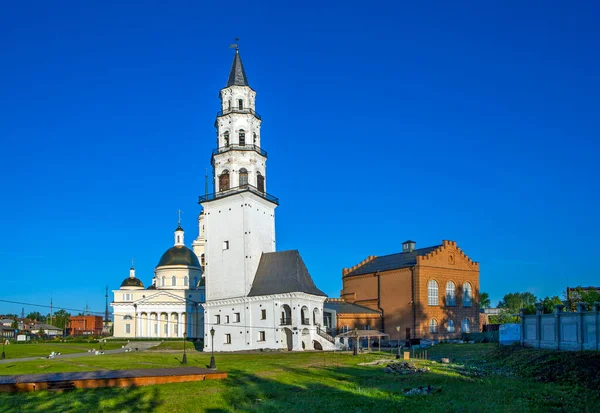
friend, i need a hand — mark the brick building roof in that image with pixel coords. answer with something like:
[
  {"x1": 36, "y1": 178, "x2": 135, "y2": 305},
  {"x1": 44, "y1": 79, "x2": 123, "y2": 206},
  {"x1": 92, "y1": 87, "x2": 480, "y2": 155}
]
[
  {"x1": 344, "y1": 245, "x2": 441, "y2": 277},
  {"x1": 324, "y1": 300, "x2": 381, "y2": 315}
]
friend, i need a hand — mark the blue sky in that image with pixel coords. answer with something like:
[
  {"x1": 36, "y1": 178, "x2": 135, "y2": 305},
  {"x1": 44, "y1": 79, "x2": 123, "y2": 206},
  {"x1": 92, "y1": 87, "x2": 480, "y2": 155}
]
[{"x1": 1, "y1": 1, "x2": 599, "y2": 317}]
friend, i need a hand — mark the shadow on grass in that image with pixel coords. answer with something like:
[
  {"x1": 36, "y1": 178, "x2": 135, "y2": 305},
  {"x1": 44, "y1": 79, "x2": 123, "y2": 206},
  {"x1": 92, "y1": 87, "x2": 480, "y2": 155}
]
[{"x1": 0, "y1": 386, "x2": 162, "y2": 413}]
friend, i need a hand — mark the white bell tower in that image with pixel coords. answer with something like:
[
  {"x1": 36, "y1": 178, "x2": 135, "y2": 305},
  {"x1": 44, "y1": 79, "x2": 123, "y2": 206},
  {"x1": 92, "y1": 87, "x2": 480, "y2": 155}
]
[{"x1": 200, "y1": 47, "x2": 278, "y2": 301}]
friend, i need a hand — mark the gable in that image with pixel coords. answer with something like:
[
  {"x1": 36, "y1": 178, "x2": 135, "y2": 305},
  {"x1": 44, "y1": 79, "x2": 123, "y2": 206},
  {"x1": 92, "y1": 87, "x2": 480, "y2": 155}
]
[
  {"x1": 416, "y1": 240, "x2": 479, "y2": 271},
  {"x1": 135, "y1": 291, "x2": 187, "y2": 305}
]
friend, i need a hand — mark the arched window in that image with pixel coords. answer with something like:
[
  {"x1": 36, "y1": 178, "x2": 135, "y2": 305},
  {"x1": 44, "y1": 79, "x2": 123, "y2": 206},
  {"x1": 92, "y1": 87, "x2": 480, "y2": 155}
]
[
  {"x1": 223, "y1": 131, "x2": 229, "y2": 147},
  {"x1": 429, "y1": 318, "x2": 438, "y2": 333},
  {"x1": 238, "y1": 99, "x2": 243, "y2": 110},
  {"x1": 463, "y1": 282, "x2": 473, "y2": 307},
  {"x1": 257, "y1": 172, "x2": 265, "y2": 193},
  {"x1": 184, "y1": 276, "x2": 188, "y2": 287},
  {"x1": 447, "y1": 319, "x2": 455, "y2": 333},
  {"x1": 428, "y1": 280, "x2": 439, "y2": 306},
  {"x1": 253, "y1": 132, "x2": 257, "y2": 144},
  {"x1": 462, "y1": 318, "x2": 470, "y2": 333},
  {"x1": 219, "y1": 170, "x2": 230, "y2": 192},
  {"x1": 239, "y1": 130, "x2": 246, "y2": 146},
  {"x1": 228, "y1": 100, "x2": 231, "y2": 110},
  {"x1": 161, "y1": 276, "x2": 165, "y2": 287},
  {"x1": 446, "y1": 281, "x2": 456, "y2": 306},
  {"x1": 239, "y1": 168, "x2": 248, "y2": 188},
  {"x1": 171, "y1": 276, "x2": 176, "y2": 286}
]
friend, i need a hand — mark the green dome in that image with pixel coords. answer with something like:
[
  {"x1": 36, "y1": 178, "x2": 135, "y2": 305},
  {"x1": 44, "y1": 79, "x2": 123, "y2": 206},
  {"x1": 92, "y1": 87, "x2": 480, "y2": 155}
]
[
  {"x1": 156, "y1": 245, "x2": 201, "y2": 268},
  {"x1": 121, "y1": 277, "x2": 144, "y2": 288}
]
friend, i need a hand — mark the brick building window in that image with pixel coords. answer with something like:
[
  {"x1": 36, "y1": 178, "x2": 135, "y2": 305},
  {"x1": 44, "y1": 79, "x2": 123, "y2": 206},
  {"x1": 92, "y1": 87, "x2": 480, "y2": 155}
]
[
  {"x1": 446, "y1": 281, "x2": 456, "y2": 306},
  {"x1": 462, "y1": 318, "x2": 470, "y2": 333},
  {"x1": 225, "y1": 333, "x2": 231, "y2": 344},
  {"x1": 428, "y1": 280, "x2": 439, "y2": 306},
  {"x1": 463, "y1": 282, "x2": 473, "y2": 307},
  {"x1": 125, "y1": 324, "x2": 131, "y2": 334},
  {"x1": 259, "y1": 331, "x2": 266, "y2": 341},
  {"x1": 429, "y1": 318, "x2": 438, "y2": 333},
  {"x1": 239, "y1": 168, "x2": 248, "y2": 187},
  {"x1": 239, "y1": 130, "x2": 246, "y2": 146},
  {"x1": 447, "y1": 319, "x2": 455, "y2": 333},
  {"x1": 261, "y1": 309, "x2": 266, "y2": 320},
  {"x1": 219, "y1": 170, "x2": 230, "y2": 192}
]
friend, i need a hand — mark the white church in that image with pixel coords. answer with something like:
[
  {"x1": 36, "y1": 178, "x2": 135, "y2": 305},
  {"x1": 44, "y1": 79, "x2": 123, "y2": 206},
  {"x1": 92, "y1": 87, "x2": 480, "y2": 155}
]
[{"x1": 112, "y1": 48, "x2": 335, "y2": 352}]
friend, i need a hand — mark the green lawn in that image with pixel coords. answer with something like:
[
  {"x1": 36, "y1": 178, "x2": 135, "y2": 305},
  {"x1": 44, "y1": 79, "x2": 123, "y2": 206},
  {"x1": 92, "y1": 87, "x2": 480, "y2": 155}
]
[
  {"x1": 0, "y1": 341, "x2": 127, "y2": 359},
  {"x1": 0, "y1": 344, "x2": 598, "y2": 412}
]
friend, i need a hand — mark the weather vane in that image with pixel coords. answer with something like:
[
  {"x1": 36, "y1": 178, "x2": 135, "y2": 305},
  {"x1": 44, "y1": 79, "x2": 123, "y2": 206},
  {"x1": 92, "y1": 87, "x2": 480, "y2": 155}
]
[{"x1": 229, "y1": 37, "x2": 240, "y2": 50}]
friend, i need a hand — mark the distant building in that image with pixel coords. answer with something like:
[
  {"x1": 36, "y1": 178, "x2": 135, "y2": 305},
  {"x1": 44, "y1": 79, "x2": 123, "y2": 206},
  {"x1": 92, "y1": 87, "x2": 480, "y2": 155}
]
[
  {"x1": 32, "y1": 322, "x2": 62, "y2": 337},
  {"x1": 69, "y1": 316, "x2": 103, "y2": 336},
  {"x1": 567, "y1": 286, "x2": 600, "y2": 301},
  {"x1": 338, "y1": 240, "x2": 480, "y2": 340},
  {"x1": 323, "y1": 299, "x2": 382, "y2": 336}
]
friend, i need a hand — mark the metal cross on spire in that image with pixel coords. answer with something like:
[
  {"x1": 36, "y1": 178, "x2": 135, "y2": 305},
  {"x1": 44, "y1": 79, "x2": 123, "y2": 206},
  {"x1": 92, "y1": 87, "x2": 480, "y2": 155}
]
[{"x1": 178, "y1": 209, "x2": 183, "y2": 225}]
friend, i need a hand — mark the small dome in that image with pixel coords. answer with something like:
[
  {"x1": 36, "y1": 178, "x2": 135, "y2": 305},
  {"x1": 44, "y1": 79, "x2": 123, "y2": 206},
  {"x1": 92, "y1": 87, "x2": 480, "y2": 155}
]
[
  {"x1": 121, "y1": 277, "x2": 144, "y2": 288},
  {"x1": 147, "y1": 284, "x2": 156, "y2": 290},
  {"x1": 156, "y1": 245, "x2": 201, "y2": 268}
]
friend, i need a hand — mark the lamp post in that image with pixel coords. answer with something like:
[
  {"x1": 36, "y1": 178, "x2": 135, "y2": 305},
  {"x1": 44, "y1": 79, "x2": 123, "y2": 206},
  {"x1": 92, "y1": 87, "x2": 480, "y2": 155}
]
[
  {"x1": 182, "y1": 332, "x2": 187, "y2": 364},
  {"x1": 396, "y1": 326, "x2": 401, "y2": 358},
  {"x1": 1, "y1": 339, "x2": 5, "y2": 359},
  {"x1": 209, "y1": 327, "x2": 216, "y2": 369}
]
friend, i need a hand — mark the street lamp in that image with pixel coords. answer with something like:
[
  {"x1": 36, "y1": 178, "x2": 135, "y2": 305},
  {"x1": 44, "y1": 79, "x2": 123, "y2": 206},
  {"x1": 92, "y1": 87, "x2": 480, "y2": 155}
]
[
  {"x1": 182, "y1": 332, "x2": 188, "y2": 364},
  {"x1": 209, "y1": 327, "x2": 216, "y2": 369},
  {"x1": 396, "y1": 326, "x2": 401, "y2": 359},
  {"x1": 1, "y1": 339, "x2": 5, "y2": 360}
]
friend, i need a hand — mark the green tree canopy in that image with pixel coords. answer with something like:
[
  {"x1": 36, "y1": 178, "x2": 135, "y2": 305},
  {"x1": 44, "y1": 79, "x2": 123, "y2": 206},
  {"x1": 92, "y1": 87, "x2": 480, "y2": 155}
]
[
  {"x1": 541, "y1": 296, "x2": 564, "y2": 314},
  {"x1": 51, "y1": 309, "x2": 71, "y2": 329},
  {"x1": 26, "y1": 311, "x2": 45, "y2": 322},
  {"x1": 479, "y1": 292, "x2": 491, "y2": 309},
  {"x1": 497, "y1": 292, "x2": 537, "y2": 312}
]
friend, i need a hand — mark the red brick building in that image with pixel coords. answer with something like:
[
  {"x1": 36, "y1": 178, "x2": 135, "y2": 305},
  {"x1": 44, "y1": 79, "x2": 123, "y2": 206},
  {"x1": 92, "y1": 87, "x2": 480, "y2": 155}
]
[
  {"x1": 69, "y1": 316, "x2": 104, "y2": 336},
  {"x1": 338, "y1": 240, "x2": 480, "y2": 340}
]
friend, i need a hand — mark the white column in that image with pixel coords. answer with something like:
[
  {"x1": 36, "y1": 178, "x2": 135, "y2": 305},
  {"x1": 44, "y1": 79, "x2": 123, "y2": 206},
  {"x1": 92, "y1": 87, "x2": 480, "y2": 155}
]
[
  {"x1": 147, "y1": 313, "x2": 151, "y2": 338},
  {"x1": 136, "y1": 312, "x2": 141, "y2": 338},
  {"x1": 179, "y1": 312, "x2": 184, "y2": 337}
]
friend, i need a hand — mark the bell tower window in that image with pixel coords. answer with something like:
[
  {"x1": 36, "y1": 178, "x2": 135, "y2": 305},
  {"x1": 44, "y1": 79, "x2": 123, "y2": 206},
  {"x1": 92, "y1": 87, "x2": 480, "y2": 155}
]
[
  {"x1": 239, "y1": 130, "x2": 246, "y2": 146},
  {"x1": 253, "y1": 133, "x2": 257, "y2": 144},
  {"x1": 257, "y1": 172, "x2": 265, "y2": 193},
  {"x1": 238, "y1": 99, "x2": 243, "y2": 110},
  {"x1": 219, "y1": 170, "x2": 230, "y2": 192},
  {"x1": 223, "y1": 131, "x2": 229, "y2": 147},
  {"x1": 239, "y1": 168, "x2": 248, "y2": 188}
]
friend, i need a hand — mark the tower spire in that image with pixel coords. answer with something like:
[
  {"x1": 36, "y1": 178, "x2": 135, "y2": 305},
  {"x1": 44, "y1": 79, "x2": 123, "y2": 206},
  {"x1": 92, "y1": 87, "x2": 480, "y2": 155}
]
[{"x1": 226, "y1": 43, "x2": 249, "y2": 87}]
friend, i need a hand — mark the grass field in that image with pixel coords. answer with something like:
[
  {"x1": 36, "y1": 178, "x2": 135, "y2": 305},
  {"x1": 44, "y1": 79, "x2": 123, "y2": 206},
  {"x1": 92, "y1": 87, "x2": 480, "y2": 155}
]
[
  {"x1": 0, "y1": 344, "x2": 598, "y2": 412},
  {"x1": 0, "y1": 341, "x2": 127, "y2": 359}
]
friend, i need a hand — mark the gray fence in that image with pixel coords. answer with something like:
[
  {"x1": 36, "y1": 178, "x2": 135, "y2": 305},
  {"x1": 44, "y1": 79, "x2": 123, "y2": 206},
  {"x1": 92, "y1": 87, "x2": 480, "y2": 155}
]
[{"x1": 521, "y1": 303, "x2": 600, "y2": 351}]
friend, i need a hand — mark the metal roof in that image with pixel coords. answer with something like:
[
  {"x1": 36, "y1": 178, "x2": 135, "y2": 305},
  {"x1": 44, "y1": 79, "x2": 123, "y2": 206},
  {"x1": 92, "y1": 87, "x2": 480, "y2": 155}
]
[
  {"x1": 248, "y1": 250, "x2": 326, "y2": 297},
  {"x1": 344, "y1": 245, "x2": 441, "y2": 277},
  {"x1": 226, "y1": 50, "x2": 249, "y2": 87},
  {"x1": 324, "y1": 301, "x2": 381, "y2": 315}
]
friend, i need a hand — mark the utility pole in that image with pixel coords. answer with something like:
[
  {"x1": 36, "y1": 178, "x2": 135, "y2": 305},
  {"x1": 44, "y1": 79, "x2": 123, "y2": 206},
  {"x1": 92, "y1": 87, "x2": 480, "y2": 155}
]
[{"x1": 50, "y1": 298, "x2": 53, "y2": 326}]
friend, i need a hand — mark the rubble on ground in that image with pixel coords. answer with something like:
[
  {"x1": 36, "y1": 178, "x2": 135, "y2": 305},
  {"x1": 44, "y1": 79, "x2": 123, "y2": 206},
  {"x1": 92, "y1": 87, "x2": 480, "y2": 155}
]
[
  {"x1": 404, "y1": 385, "x2": 437, "y2": 395},
  {"x1": 383, "y1": 361, "x2": 430, "y2": 375}
]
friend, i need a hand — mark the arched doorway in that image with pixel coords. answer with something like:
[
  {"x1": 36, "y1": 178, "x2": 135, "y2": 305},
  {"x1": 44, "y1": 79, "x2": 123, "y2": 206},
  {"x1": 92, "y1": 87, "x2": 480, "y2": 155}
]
[
  {"x1": 281, "y1": 304, "x2": 292, "y2": 325},
  {"x1": 302, "y1": 328, "x2": 310, "y2": 350},
  {"x1": 313, "y1": 308, "x2": 320, "y2": 326},
  {"x1": 313, "y1": 340, "x2": 323, "y2": 350},
  {"x1": 282, "y1": 328, "x2": 293, "y2": 351},
  {"x1": 301, "y1": 306, "x2": 309, "y2": 325}
]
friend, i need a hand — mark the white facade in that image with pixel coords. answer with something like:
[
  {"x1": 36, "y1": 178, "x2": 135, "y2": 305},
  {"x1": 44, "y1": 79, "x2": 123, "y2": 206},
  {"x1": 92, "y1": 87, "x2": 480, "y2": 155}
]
[
  {"x1": 112, "y1": 227, "x2": 205, "y2": 339},
  {"x1": 200, "y1": 49, "x2": 334, "y2": 352}
]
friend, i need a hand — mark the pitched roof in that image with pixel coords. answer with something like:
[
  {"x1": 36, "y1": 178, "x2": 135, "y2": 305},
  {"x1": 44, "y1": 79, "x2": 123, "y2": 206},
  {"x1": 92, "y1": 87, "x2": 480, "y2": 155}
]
[
  {"x1": 226, "y1": 50, "x2": 249, "y2": 87},
  {"x1": 344, "y1": 245, "x2": 441, "y2": 277},
  {"x1": 248, "y1": 250, "x2": 327, "y2": 297},
  {"x1": 324, "y1": 300, "x2": 381, "y2": 315}
]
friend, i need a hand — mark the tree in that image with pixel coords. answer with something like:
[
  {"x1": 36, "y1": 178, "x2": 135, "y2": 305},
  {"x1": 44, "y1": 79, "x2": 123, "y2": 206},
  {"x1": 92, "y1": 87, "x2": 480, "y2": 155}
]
[
  {"x1": 566, "y1": 286, "x2": 600, "y2": 311},
  {"x1": 26, "y1": 311, "x2": 45, "y2": 322},
  {"x1": 541, "y1": 296, "x2": 564, "y2": 314},
  {"x1": 10, "y1": 320, "x2": 18, "y2": 330},
  {"x1": 52, "y1": 309, "x2": 71, "y2": 329},
  {"x1": 497, "y1": 292, "x2": 537, "y2": 312},
  {"x1": 488, "y1": 309, "x2": 519, "y2": 324},
  {"x1": 479, "y1": 292, "x2": 491, "y2": 309}
]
